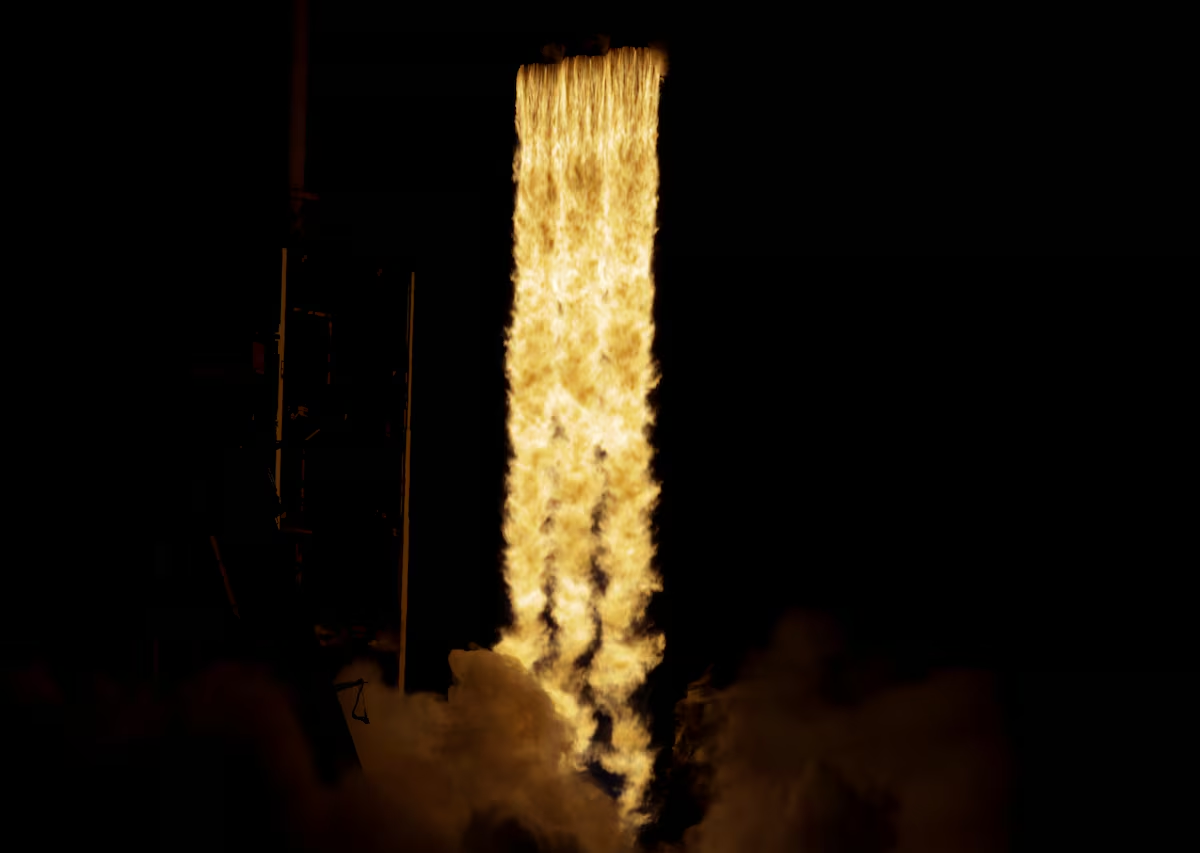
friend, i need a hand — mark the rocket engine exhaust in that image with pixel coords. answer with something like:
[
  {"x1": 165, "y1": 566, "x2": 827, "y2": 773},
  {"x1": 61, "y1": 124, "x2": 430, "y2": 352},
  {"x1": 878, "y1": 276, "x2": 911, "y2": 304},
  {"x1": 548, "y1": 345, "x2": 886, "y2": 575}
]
[{"x1": 497, "y1": 47, "x2": 667, "y2": 832}]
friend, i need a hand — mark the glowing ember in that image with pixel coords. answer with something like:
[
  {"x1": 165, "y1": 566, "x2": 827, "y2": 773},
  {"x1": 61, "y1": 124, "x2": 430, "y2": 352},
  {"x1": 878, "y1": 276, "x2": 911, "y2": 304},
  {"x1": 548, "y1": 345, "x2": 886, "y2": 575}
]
[{"x1": 496, "y1": 47, "x2": 666, "y2": 831}]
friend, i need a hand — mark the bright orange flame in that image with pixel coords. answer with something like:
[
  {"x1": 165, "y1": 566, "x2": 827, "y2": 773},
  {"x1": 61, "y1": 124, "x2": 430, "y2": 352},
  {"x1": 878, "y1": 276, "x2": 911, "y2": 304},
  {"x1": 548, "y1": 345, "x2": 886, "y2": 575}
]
[{"x1": 496, "y1": 47, "x2": 665, "y2": 831}]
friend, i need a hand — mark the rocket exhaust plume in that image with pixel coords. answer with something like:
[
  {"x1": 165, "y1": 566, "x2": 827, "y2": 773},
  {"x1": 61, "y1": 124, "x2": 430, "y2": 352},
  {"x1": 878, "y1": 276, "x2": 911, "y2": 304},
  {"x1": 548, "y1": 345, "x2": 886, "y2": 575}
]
[{"x1": 497, "y1": 47, "x2": 666, "y2": 831}]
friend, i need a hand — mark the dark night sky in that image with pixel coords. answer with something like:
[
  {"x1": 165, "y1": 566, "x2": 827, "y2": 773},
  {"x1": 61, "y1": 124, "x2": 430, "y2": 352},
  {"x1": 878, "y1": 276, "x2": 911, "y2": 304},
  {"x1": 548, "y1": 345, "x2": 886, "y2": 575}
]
[{"x1": 155, "y1": 8, "x2": 1196, "y2": 851}]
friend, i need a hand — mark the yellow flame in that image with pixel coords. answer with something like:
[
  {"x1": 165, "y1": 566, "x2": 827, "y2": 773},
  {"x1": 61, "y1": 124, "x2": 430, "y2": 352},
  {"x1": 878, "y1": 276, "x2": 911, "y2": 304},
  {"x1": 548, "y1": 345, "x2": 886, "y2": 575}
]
[{"x1": 496, "y1": 48, "x2": 664, "y2": 831}]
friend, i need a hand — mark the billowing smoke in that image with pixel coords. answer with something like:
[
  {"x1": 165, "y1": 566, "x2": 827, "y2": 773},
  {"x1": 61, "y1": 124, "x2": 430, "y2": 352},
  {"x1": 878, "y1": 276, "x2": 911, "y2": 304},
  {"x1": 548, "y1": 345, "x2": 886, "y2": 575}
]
[
  {"x1": 329, "y1": 609, "x2": 1007, "y2": 853},
  {"x1": 5, "y1": 651, "x2": 624, "y2": 852},
  {"x1": 6, "y1": 609, "x2": 1007, "y2": 852},
  {"x1": 158, "y1": 650, "x2": 630, "y2": 852},
  {"x1": 331, "y1": 650, "x2": 626, "y2": 853},
  {"x1": 675, "y1": 611, "x2": 1010, "y2": 853},
  {"x1": 326, "y1": 612, "x2": 1007, "y2": 852}
]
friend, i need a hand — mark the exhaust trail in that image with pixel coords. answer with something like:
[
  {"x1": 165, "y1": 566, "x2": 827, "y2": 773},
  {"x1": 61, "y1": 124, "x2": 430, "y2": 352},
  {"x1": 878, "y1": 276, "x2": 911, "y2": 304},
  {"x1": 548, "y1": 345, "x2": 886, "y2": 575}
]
[{"x1": 496, "y1": 47, "x2": 666, "y2": 832}]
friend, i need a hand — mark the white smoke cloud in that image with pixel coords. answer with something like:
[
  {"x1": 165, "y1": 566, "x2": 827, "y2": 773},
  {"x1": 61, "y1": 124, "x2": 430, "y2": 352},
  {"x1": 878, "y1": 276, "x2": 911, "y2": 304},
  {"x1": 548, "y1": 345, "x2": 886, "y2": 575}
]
[
  {"x1": 6, "y1": 612, "x2": 1007, "y2": 853},
  {"x1": 333, "y1": 650, "x2": 627, "y2": 853},
  {"x1": 4, "y1": 652, "x2": 624, "y2": 852},
  {"x1": 679, "y1": 611, "x2": 1010, "y2": 853},
  {"x1": 170, "y1": 651, "x2": 631, "y2": 852},
  {"x1": 328, "y1": 611, "x2": 1007, "y2": 853}
]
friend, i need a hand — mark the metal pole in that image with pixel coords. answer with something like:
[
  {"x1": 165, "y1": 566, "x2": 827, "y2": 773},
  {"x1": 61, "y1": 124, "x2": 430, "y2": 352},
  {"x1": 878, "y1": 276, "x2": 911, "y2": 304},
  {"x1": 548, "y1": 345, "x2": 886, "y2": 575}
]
[
  {"x1": 278, "y1": 0, "x2": 309, "y2": 525},
  {"x1": 399, "y1": 272, "x2": 415, "y2": 691},
  {"x1": 210, "y1": 536, "x2": 241, "y2": 619},
  {"x1": 288, "y1": 0, "x2": 309, "y2": 219},
  {"x1": 280, "y1": 0, "x2": 308, "y2": 524},
  {"x1": 275, "y1": 249, "x2": 288, "y2": 526}
]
